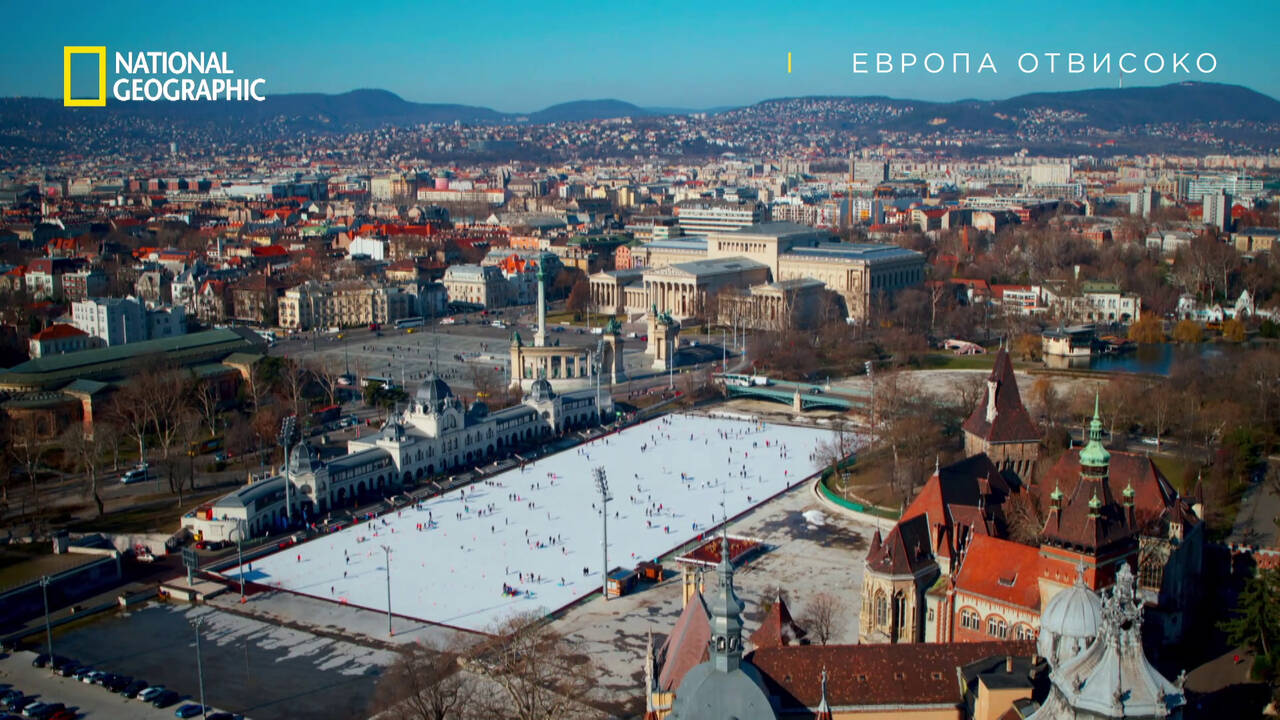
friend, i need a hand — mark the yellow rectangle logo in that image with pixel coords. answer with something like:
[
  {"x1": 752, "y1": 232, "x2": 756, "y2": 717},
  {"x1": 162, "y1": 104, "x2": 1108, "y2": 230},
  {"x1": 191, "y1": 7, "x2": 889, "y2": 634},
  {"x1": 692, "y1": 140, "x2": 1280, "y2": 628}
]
[{"x1": 63, "y1": 46, "x2": 107, "y2": 107}]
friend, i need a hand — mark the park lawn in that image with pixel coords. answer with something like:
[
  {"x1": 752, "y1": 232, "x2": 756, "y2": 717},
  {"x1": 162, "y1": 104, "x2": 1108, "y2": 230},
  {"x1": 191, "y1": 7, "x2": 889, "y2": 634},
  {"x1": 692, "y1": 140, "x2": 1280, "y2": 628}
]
[
  {"x1": 919, "y1": 352, "x2": 1012, "y2": 371},
  {"x1": 1149, "y1": 454, "x2": 1199, "y2": 494},
  {"x1": 67, "y1": 489, "x2": 226, "y2": 536}
]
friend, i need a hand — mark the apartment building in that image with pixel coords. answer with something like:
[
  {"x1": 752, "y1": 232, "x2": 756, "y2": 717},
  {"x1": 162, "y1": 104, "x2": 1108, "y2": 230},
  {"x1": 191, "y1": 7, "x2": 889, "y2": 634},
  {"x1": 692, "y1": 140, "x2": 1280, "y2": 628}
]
[{"x1": 277, "y1": 281, "x2": 416, "y2": 330}]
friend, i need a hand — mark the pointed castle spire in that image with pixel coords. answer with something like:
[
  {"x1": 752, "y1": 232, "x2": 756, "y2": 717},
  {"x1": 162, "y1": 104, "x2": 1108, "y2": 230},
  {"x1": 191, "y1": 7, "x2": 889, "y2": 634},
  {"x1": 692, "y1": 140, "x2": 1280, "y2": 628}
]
[{"x1": 707, "y1": 526, "x2": 746, "y2": 673}]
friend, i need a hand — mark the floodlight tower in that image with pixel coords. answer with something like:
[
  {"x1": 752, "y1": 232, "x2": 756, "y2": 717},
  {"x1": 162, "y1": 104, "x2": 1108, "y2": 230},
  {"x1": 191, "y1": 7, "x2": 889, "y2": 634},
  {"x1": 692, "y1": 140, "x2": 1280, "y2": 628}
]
[{"x1": 594, "y1": 467, "x2": 611, "y2": 601}]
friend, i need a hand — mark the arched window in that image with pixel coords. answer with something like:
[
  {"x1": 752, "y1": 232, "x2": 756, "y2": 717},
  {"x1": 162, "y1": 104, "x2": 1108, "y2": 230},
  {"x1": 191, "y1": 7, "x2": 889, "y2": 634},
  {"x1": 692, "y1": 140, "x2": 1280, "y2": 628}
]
[{"x1": 874, "y1": 590, "x2": 887, "y2": 627}]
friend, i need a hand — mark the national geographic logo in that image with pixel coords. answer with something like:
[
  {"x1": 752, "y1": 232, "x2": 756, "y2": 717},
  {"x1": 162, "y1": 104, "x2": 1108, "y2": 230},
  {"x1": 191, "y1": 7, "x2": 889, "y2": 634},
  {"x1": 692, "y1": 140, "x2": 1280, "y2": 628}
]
[{"x1": 63, "y1": 47, "x2": 266, "y2": 106}]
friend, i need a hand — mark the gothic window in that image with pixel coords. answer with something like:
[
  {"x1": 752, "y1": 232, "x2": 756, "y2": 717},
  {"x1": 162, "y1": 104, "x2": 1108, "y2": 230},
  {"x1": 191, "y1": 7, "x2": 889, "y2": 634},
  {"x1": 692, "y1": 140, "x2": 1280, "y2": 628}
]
[
  {"x1": 874, "y1": 591, "x2": 887, "y2": 627},
  {"x1": 1139, "y1": 553, "x2": 1165, "y2": 591}
]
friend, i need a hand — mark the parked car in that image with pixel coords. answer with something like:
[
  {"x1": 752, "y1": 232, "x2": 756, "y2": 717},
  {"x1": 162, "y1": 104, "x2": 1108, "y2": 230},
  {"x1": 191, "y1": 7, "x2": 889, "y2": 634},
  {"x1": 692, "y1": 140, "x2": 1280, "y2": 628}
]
[
  {"x1": 30, "y1": 654, "x2": 49, "y2": 668},
  {"x1": 135, "y1": 551, "x2": 157, "y2": 563},
  {"x1": 205, "y1": 713, "x2": 244, "y2": 720},
  {"x1": 151, "y1": 690, "x2": 180, "y2": 708},
  {"x1": 121, "y1": 466, "x2": 150, "y2": 484},
  {"x1": 27, "y1": 702, "x2": 64, "y2": 720},
  {"x1": 138, "y1": 686, "x2": 167, "y2": 702},
  {"x1": 120, "y1": 680, "x2": 148, "y2": 698},
  {"x1": 0, "y1": 691, "x2": 24, "y2": 709},
  {"x1": 105, "y1": 675, "x2": 132, "y2": 692},
  {"x1": 55, "y1": 663, "x2": 78, "y2": 678},
  {"x1": 175, "y1": 704, "x2": 207, "y2": 718},
  {"x1": 47, "y1": 711, "x2": 77, "y2": 720},
  {"x1": 73, "y1": 667, "x2": 96, "y2": 682},
  {"x1": 6, "y1": 698, "x2": 35, "y2": 714}
]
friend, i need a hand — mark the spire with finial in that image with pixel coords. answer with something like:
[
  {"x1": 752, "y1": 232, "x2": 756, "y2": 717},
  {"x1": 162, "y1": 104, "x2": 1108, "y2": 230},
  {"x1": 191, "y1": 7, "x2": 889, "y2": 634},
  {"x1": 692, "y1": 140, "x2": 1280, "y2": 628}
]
[
  {"x1": 706, "y1": 523, "x2": 746, "y2": 673},
  {"x1": 1079, "y1": 392, "x2": 1111, "y2": 473}
]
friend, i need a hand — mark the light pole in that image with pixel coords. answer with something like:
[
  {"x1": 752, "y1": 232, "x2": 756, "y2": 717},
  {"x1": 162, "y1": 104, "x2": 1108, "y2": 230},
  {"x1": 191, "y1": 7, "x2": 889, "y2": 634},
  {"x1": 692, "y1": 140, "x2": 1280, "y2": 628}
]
[
  {"x1": 380, "y1": 544, "x2": 393, "y2": 636},
  {"x1": 594, "y1": 467, "x2": 610, "y2": 601},
  {"x1": 192, "y1": 617, "x2": 207, "y2": 714},
  {"x1": 278, "y1": 416, "x2": 297, "y2": 527},
  {"x1": 39, "y1": 575, "x2": 52, "y2": 663},
  {"x1": 594, "y1": 339, "x2": 604, "y2": 421},
  {"x1": 234, "y1": 518, "x2": 247, "y2": 604}
]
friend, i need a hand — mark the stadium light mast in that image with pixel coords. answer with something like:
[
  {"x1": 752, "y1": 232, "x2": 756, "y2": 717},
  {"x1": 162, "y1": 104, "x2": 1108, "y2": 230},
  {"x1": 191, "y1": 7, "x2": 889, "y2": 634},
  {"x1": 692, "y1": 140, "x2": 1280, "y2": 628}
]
[
  {"x1": 234, "y1": 518, "x2": 247, "y2": 604},
  {"x1": 192, "y1": 616, "x2": 207, "y2": 715},
  {"x1": 278, "y1": 416, "x2": 297, "y2": 526},
  {"x1": 381, "y1": 544, "x2": 394, "y2": 636},
  {"x1": 594, "y1": 467, "x2": 610, "y2": 602},
  {"x1": 40, "y1": 575, "x2": 53, "y2": 665}
]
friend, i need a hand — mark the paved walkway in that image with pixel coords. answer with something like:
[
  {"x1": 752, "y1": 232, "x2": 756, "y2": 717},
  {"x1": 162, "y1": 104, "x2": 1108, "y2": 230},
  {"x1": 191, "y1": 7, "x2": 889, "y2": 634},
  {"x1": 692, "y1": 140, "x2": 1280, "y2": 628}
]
[{"x1": 0, "y1": 650, "x2": 229, "y2": 719}]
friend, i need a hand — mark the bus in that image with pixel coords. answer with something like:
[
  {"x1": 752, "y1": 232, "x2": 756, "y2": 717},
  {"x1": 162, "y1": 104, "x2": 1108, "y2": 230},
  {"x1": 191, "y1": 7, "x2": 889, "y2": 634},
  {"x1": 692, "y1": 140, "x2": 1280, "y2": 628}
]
[
  {"x1": 395, "y1": 316, "x2": 425, "y2": 329},
  {"x1": 188, "y1": 435, "x2": 225, "y2": 457},
  {"x1": 311, "y1": 404, "x2": 340, "y2": 426}
]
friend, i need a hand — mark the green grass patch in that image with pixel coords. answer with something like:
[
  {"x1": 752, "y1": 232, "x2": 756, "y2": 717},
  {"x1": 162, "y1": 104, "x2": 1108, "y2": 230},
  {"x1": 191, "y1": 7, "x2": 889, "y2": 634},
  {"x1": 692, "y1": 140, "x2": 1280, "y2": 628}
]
[
  {"x1": 67, "y1": 490, "x2": 225, "y2": 535},
  {"x1": 918, "y1": 352, "x2": 1010, "y2": 370},
  {"x1": 1150, "y1": 454, "x2": 1200, "y2": 494}
]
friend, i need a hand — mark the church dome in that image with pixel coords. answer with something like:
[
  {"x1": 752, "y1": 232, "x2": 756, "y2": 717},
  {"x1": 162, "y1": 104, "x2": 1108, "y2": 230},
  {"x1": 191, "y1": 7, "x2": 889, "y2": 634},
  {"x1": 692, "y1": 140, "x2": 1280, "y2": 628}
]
[
  {"x1": 415, "y1": 374, "x2": 453, "y2": 410},
  {"x1": 1037, "y1": 568, "x2": 1102, "y2": 667},
  {"x1": 529, "y1": 377, "x2": 554, "y2": 403}
]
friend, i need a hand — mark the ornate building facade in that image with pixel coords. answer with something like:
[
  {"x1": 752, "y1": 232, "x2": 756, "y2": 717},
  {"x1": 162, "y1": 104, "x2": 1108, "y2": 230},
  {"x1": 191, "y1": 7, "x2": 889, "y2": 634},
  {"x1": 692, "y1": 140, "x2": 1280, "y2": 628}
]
[{"x1": 860, "y1": 351, "x2": 1203, "y2": 649}]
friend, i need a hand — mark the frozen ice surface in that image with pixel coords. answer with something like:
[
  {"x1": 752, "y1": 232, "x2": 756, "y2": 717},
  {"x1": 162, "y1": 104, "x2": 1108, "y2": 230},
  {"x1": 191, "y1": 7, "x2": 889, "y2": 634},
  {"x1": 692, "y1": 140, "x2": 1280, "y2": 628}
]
[{"x1": 232, "y1": 413, "x2": 829, "y2": 632}]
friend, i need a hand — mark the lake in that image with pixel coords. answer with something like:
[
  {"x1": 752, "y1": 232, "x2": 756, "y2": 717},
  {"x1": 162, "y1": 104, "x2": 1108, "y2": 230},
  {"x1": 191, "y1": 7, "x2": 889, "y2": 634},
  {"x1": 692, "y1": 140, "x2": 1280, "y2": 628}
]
[{"x1": 1044, "y1": 342, "x2": 1232, "y2": 375}]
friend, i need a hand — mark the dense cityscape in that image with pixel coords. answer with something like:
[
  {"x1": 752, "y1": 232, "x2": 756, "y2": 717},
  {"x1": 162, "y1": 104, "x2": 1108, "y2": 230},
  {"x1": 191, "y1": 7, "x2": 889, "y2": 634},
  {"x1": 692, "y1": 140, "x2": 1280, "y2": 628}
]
[{"x1": 2, "y1": 26, "x2": 1280, "y2": 720}]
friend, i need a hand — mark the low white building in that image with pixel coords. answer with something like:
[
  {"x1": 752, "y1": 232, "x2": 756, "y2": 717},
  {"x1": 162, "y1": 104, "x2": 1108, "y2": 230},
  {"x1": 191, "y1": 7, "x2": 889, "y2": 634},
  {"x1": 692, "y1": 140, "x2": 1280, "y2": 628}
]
[{"x1": 182, "y1": 375, "x2": 610, "y2": 541}]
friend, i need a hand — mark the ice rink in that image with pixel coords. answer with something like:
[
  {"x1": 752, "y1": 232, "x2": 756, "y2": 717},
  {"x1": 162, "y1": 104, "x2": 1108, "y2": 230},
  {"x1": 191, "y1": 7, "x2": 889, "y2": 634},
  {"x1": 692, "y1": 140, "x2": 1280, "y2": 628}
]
[{"x1": 233, "y1": 413, "x2": 830, "y2": 632}]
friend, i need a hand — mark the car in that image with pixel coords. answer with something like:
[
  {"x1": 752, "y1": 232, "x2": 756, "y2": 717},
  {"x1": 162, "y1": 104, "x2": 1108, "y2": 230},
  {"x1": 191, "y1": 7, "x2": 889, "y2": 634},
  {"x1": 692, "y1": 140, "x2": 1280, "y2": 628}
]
[
  {"x1": 7, "y1": 699, "x2": 35, "y2": 714},
  {"x1": 135, "y1": 551, "x2": 156, "y2": 563},
  {"x1": 121, "y1": 467, "x2": 149, "y2": 484},
  {"x1": 106, "y1": 675, "x2": 132, "y2": 692},
  {"x1": 151, "y1": 690, "x2": 180, "y2": 708},
  {"x1": 55, "y1": 663, "x2": 78, "y2": 678},
  {"x1": 47, "y1": 711, "x2": 77, "y2": 720},
  {"x1": 0, "y1": 692, "x2": 23, "y2": 709},
  {"x1": 138, "y1": 686, "x2": 167, "y2": 702},
  {"x1": 120, "y1": 681, "x2": 148, "y2": 698},
  {"x1": 27, "y1": 703, "x2": 64, "y2": 720},
  {"x1": 73, "y1": 667, "x2": 95, "y2": 682},
  {"x1": 31, "y1": 654, "x2": 49, "y2": 668},
  {"x1": 174, "y1": 704, "x2": 207, "y2": 718}
]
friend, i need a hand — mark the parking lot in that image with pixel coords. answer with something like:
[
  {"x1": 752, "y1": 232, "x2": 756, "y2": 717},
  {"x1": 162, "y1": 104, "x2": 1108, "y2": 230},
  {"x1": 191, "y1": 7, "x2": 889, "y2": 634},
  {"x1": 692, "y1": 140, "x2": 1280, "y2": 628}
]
[{"x1": 0, "y1": 650, "x2": 231, "y2": 719}]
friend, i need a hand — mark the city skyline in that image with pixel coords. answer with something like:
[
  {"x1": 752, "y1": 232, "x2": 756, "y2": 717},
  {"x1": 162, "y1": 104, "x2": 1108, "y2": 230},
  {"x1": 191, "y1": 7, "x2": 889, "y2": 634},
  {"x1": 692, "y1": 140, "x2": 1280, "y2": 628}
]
[{"x1": 4, "y1": 0, "x2": 1279, "y2": 112}]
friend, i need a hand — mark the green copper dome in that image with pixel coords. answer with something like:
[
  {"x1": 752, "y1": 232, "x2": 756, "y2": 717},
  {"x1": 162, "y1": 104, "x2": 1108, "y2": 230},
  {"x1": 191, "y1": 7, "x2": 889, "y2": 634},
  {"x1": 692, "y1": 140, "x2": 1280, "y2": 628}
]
[{"x1": 1079, "y1": 393, "x2": 1111, "y2": 470}]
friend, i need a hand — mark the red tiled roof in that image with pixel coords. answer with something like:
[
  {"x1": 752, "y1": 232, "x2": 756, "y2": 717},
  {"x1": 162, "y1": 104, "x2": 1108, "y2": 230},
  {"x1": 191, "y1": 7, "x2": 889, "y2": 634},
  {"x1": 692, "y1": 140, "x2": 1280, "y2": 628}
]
[
  {"x1": 657, "y1": 593, "x2": 710, "y2": 692},
  {"x1": 750, "y1": 596, "x2": 807, "y2": 649},
  {"x1": 1038, "y1": 449, "x2": 1194, "y2": 551},
  {"x1": 962, "y1": 350, "x2": 1041, "y2": 444},
  {"x1": 31, "y1": 323, "x2": 88, "y2": 341},
  {"x1": 748, "y1": 641, "x2": 1035, "y2": 710},
  {"x1": 954, "y1": 535, "x2": 1041, "y2": 611}
]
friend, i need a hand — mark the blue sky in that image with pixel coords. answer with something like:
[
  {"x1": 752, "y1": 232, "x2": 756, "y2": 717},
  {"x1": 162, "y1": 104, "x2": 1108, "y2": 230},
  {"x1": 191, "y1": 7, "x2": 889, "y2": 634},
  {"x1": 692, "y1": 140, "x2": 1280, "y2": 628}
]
[{"x1": 6, "y1": 0, "x2": 1279, "y2": 111}]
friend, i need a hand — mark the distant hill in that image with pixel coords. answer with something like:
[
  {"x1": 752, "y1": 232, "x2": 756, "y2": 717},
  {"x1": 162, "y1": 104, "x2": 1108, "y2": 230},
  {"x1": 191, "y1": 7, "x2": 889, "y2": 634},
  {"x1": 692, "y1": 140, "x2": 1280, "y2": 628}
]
[
  {"x1": 742, "y1": 82, "x2": 1280, "y2": 134},
  {"x1": 0, "y1": 82, "x2": 1276, "y2": 156},
  {"x1": 525, "y1": 99, "x2": 650, "y2": 123}
]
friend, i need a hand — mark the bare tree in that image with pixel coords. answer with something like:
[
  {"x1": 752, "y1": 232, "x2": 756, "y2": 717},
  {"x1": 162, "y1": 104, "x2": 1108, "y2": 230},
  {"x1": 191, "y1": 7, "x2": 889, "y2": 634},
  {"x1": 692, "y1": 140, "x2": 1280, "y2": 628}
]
[
  {"x1": 109, "y1": 379, "x2": 152, "y2": 461},
  {"x1": 307, "y1": 358, "x2": 342, "y2": 408},
  {"x1": 371, "y1": 640, "x2": 476, "y2": 720},
  {"x1": 192, "y1": 378, "x2": 223, "y2": 439},
  {"x1": 1004, "y1": 491, "x2": 1044, "y2": 546},
  {"x1": 8, "y1": 417, "x2": 51, "y2": 516},
  {"x1": 816, "y1": 418, "x2": 859, "y2": 498},
  {"x1": 62, "y1": 422, "x2": 109, "y2": 517},
  {"x1": 280, "y1": 359, "x2": 308, "y2": 423},
  {"x1": 473, "y1": 611, "x2": 596, "y2": 720},
  {"x1": 798, "y1": 591, "x2": 848, "y2": 645}
]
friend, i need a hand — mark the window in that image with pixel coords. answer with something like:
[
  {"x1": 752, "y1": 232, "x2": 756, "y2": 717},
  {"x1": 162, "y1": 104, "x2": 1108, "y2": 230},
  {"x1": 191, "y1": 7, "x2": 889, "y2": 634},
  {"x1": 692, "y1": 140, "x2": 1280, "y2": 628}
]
[{"x1": 874, "y1": 591, "x2": 888, "y2": 627}]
